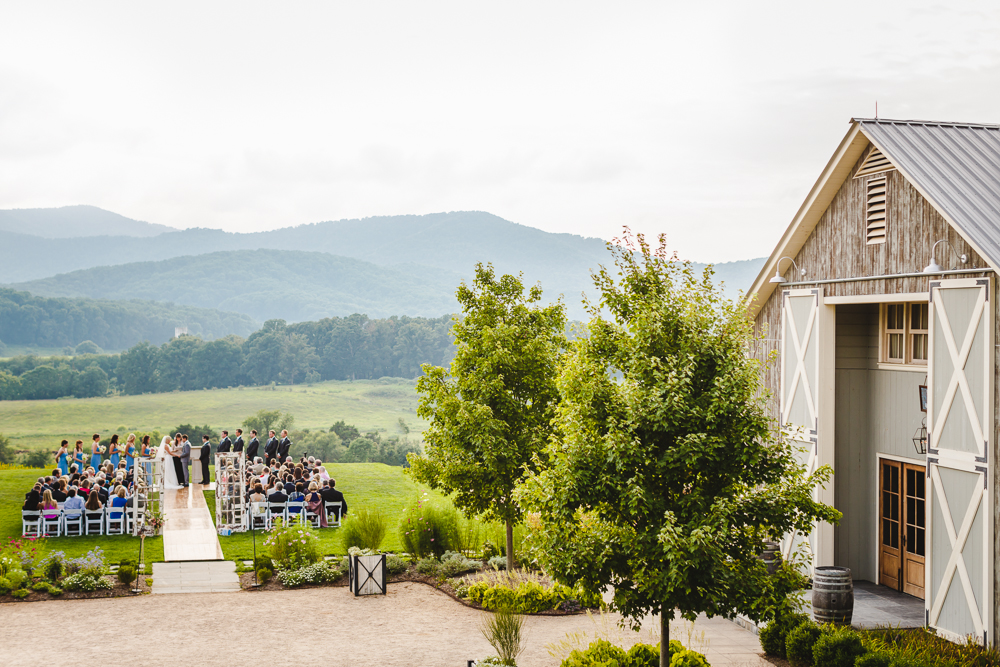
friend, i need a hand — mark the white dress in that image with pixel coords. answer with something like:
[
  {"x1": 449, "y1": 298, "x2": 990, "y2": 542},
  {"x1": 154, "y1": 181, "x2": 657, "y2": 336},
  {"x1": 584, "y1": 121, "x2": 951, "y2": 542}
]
[{"x1": 158, "y1": 437, "x2": 183, "y2": 489}]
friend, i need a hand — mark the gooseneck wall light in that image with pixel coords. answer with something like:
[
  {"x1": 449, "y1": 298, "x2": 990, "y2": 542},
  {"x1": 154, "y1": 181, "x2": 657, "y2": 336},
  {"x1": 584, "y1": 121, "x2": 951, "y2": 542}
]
[
  {"x1": 923, "y1": 239, "x2": 968, "y2": 274},
  {"x1": 768, "y1": 256, "x2": 806, "y2": 284}
]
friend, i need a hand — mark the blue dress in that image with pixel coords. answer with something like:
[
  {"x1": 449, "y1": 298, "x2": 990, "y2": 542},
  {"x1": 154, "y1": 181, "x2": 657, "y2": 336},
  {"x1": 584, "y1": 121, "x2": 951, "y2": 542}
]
[
  {"x1": 109, "y1": 496, "x2": 127, "y2": 520},
  {"x1": 90, "y1": 450, "x2": 101, "y2": 470},
  {"x1": 73, "y1": 451, "x2": 86, "y2": 472},
  {"x1": 58, "y1": 452, "x2": 69, "y2": 476},
  {"x1": 110, "y1": 451, "x2": 120, "y2": 469},
  {"x1": 125, "y1": 446, "x2": 135, "y2": 471}
]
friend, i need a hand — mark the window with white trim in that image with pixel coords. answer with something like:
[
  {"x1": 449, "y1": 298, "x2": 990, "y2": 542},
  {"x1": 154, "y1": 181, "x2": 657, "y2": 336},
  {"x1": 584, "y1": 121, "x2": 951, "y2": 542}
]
[{"x1": 881, "y1": 302, "x2": 928, "y2": 366}]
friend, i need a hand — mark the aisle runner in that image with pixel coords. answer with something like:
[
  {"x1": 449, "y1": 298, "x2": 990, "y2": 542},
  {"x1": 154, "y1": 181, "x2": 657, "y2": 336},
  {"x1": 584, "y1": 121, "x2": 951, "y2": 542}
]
[
  {"x1": 162, "y1": 483, "x2": 224, "y2": 561},
  {"x1": 151, "y1": 561, "x2": 240, "y2": 595}
]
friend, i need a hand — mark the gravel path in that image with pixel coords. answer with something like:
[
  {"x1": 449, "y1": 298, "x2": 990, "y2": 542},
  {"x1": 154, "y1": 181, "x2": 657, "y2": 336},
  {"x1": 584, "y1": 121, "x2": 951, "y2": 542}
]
[{"x1": 0, "y1": 581, "x2": 768, "y2": 666}]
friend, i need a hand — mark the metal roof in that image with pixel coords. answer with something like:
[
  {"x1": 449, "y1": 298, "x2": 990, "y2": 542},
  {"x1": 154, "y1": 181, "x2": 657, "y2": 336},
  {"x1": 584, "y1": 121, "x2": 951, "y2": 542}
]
[{"x1": 855, "y1": 118, "x2": 1000, "y2": 267}]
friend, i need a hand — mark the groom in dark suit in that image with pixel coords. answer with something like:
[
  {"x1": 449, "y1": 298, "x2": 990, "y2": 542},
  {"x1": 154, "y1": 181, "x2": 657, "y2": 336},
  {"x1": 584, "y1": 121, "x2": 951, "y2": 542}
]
[
  {"x1": 233, "y1": 429, "x2": 245, "y2": 453},
  {"x1": 200, "y1": 435, "x2": 211, "y2": 483}
]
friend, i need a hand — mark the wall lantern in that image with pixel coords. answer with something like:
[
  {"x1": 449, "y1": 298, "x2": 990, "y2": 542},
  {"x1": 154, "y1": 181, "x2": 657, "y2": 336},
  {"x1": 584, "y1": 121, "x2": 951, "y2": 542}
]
[
  {"x1": 923, "y1": 239, "x2": 968, "y2": 274},
  {"x1": 912, "y1": 417, "x2": 928, "y2": 455},
  {"x1": 769, "y1": 257, "x2": 806, "y2": 284}
]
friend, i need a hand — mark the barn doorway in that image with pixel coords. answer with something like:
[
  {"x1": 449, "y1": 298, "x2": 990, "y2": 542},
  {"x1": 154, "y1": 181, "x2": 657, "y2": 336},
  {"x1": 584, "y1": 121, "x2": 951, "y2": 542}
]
[{"x1": 879, "y1": 459, "x2": 926, "y2": 599}]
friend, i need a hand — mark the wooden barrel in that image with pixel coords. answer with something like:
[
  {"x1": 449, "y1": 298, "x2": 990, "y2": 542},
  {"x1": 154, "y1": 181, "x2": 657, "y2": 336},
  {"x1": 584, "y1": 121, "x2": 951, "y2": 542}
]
[
  {"x1": 759, "y1": 541, "x2": 782, "y2": 575},
  {"x1": 812, "y1": 566, "x2": 854, "y2": 625}
]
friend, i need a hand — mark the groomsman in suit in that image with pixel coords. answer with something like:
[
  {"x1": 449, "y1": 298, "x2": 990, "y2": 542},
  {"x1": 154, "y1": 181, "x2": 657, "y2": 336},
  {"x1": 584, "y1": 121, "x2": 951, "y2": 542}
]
[
  {"x1": 233, "y1": 429, "x2": 245, "y2": 453},
  {"x1": 200, "y1": 435, "x2": 211, "y2": 483},
  {"x1": 264, "y1": 430, "x2": 279, "y2": 463},
  {"x1": 278, "y1": 429, "x2": 292, "y2": 461},
  {"x1": 218, "y1": 431, "x2": 232, "y2": 453},
  {"x1": 245, "y1": 430, "x2": 260, "y2": 462}
]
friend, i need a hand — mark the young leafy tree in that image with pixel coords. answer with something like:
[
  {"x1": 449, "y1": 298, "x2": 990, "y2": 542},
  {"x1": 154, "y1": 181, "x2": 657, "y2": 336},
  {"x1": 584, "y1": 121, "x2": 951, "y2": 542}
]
[
  {"x1": 409, "y1": 263, "x2": 566, "y2": 570},
  {"x1": 516, "y1": 232, "x2": 839, "y2": 667}
]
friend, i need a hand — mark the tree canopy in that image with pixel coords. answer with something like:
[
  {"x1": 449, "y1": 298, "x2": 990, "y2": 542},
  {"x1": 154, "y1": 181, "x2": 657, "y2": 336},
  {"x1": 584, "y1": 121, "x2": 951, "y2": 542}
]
[
  {"x1": 409, "y1": 263, "x2": 566, "y2": 570},
  {"x1": 516, "y1": 232, "x2": 839, "y2": 665}
]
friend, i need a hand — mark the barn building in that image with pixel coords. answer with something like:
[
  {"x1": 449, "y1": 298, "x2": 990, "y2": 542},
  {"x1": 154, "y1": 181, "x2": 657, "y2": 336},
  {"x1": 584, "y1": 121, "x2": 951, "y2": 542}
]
[{"x1": 748, "y1": 117, "x2": 1000, "y2": 643}]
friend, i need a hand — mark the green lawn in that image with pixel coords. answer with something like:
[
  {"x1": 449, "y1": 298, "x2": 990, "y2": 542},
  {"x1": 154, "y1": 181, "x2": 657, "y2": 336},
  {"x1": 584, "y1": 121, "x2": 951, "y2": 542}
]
[
  {"x1": 0, "y1": 467, "x2": 161, "y2": 570},
  {"x1": 205, "y1": 463, "x2": 454, "y2": 560},
  {"x1": 0, "y1": 377, "x2": 427, "y2": 453}
]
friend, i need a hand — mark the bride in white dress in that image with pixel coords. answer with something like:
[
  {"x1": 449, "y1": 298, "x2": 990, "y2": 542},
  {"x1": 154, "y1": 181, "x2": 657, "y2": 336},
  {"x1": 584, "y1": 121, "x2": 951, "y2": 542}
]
[{"x1": 157, "y1": 436, "x2": 183, "y2": 489}]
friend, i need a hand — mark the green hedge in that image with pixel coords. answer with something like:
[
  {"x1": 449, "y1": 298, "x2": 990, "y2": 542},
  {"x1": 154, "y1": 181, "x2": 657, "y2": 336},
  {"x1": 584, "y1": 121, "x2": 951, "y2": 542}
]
[{"x1": 466, "y1": 579, "x2": 602, "y2": 614}]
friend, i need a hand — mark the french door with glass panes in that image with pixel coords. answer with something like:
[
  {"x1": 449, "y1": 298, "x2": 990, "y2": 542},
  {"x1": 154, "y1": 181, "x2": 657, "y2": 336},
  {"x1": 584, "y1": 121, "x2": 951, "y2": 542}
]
[{"x1": 879, "y1": 459, "x2": 926, "y2": 599}]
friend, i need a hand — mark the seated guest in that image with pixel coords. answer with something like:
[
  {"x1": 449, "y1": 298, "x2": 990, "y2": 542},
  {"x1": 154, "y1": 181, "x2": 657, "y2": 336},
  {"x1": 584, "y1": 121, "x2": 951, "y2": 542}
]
[
  {"x1": 85, "y1": 489, "x2": 103, "y2": 511},
  {"x1": 96, "y1": 480, "x2": 109, "y2": 503},
  {"x1": 64, "y1": 487, "x2": 85, "y2": 519},
  {"x1": 252, "y1": 457, "x2": 264, "y2": 475},
  {"x1": 38, "y1": 489, "x2": 60, "y2": 520},
  {"x1": 287, "y1": 482, "x2": 305, "y2": 515},
  {"x1": 249, "y1": 484, "x2": 266, "y2": 504},
  {"x1": 268, "y1": 485, "x2": 288, "y2": 513},
  {"x1": 316, "y1": 465, "x2": 330, "y2": 482},
  {"x1": 23, "y1": 485, "x2": 42, "y2": 511},
  {"x1": 283, "y1": 477, "x2": 296, "y2": 495},
  {"x1": 319, "y1": 479, "x2": 348, "y2": 520},
  {"x1": 51, "y1": 479, "x2": 68, "y2": 502},
  {"x1": 304, "y1": 482, "x2": 326, "y2": 527},
  {"x1": 108, "y1": 487, "x2": 128, "y2": 520}
]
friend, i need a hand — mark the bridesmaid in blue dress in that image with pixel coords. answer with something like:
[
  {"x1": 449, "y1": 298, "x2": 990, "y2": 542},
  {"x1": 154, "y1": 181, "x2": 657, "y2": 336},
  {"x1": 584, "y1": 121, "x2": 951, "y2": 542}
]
[
  {"x1": 56, "y1": 440, "x2": 69, "y2": 476},
  {"x1": 140, "y1": 435, "x2": 153, "y2": 485},
  {"x1": 90, "y1": 434, "x2": 102, "y2": 471},
  {"x1": 124, "y1": 433, "x2": 137, "y2": 471},
  {"x1": 108, "y1": 434, "x2": 121, "y2": 470},
  {"x1": 72, "y1": 440, "x2": 86, "y2": 473}
]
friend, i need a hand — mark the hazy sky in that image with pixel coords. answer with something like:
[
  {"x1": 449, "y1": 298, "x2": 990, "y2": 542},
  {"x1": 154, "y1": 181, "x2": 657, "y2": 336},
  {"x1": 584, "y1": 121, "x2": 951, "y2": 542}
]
[{"x1": 2, "y1": 1, "x2": 999, "y2": 261}]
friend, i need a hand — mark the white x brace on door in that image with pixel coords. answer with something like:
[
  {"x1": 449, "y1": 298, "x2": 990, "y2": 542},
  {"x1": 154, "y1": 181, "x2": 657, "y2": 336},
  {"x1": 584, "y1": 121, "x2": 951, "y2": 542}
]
[
  {"x1": 927, "y1": 278, "x2": 993, "y2": 644},
  {"x1": 779, "y1": 288, "x2": 834, "y2": 570}
]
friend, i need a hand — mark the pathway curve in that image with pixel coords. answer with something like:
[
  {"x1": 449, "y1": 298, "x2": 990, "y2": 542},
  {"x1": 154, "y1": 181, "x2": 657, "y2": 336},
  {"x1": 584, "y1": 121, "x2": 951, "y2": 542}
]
[{"x1": 162, "y1": 482, "x2": 224, "y2": 562}]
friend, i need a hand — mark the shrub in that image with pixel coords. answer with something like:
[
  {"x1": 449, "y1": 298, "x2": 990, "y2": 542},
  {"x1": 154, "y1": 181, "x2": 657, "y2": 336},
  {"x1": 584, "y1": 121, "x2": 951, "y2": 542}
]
[
  {"x1": 276, "y1": 561, "x2": 342, "y2": 587},
  {"x1": 11, "y1": 588, "x2": 29, "y2": 599},
  {"x1": 787, "y1": 621, "x2": 823, "y2": 667},
  {"x1": 441, "y1": 551, "x2": 483, "y2": 577},
  {"x1": 479, "y1": 607, "x2": 525, "y2": 667},
  {"x1": 256, "y1": 567, "x2": 273, "y2": 583},
  {"x1": 62, "y1": 572, "x2": 113, "y2": 591},
  {"x1": 854, "y1": 654, "x2": 891, "y2": 667},
  {"x1": 489, "y1": 555, "x2": 508, "y2": 570},
  {"x1": 5, "y1": 569, "x2": 27, "y2": 590},
  {"x1": 670, "y1": 649, "x2": 710, "y2": 667},
  {"x1": 399, "y1": 499, "x2": 458, "y2": 559},
  {"x1": 813, "y1": 628, "x2": 866, "y2": 667},
  {"x1": 341, "y1": 508, "x2": 388, "y2": 552},
  {"x1": 65, "y1": 547, "x2": 107, "y2": 578},
  {"x1": 40, "y1": 552, "x2": 65, "y2": 582},
  {"x1": 466, "y1": 576, "x2": 599, "y2": 614},
  {"x1": 416, "y1": 558, "x2": 440, "y2": 576},
  {"x1": 385, "y1": 554, "x2": 408, "y2": 575},
  {"x1": 482, "y1": 540, "x2": 501, "y2": 560},
  {"x1": 760, "y1": 610, "x2": 810, "y2": 657},
  {"x1": 20, "y1": 449, "x2": 50, "y2": 469},
  {"x1": 254, "y1": 555, "x2": 274, "y2": 571},
  {"x1": 265, "y1": 519, "x2": 322, "y2": 570},
  {"x1": 117, "y1": 565, "x2": 137, "y2": 585},
  {"x1": 559, "y1": 639, "x2": 665, "y2": 667},
  {"x1": 31, "y1": 581, "x2": 62, "y2": 595}
]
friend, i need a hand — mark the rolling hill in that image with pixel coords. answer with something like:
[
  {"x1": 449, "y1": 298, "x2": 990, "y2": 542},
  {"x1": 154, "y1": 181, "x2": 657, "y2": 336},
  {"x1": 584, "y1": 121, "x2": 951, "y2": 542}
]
[
  {"x1": 13, "y1": 249, "x2": 464, "y2": 322},
  {"x1": 0, "y1": 205, "x2": 176, "y2": 238}
]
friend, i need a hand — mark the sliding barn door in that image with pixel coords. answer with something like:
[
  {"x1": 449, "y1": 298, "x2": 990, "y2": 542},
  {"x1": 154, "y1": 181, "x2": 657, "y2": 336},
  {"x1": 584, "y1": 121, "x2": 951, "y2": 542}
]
[
  {"x1": 780, "y1": 288, "x2": 834, "y2": 570},
  {"x1": 927, "y1": 278, "x2": 993, "y2": 643}
]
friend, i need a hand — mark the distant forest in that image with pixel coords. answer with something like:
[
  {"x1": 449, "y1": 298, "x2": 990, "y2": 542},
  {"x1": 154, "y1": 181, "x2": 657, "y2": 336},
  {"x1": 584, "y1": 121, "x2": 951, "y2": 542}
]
[
  {"x1": 0, "y1": 314, "x2": 455, "y2": 400},
  {"x1": 0, "y1": 287, "x2": 257, "y2": 350}
]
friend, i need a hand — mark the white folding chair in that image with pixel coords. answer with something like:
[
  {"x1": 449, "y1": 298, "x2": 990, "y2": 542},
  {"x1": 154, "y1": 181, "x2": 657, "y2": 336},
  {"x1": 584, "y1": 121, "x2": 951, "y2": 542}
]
[
  {"x1": 63, "y1": 511, "x2": 85, "y2": 537},
  {"x1": 22, "y1": 510, "x2": 42, "y2": 537},
  {"x1": 285, "y1": 501, "x2": 306, "y2": 524},
  {"x1": 40, "y1": 511, "x2": 62, "y2": 537},
  {"x1": 106, "y1": 507, "x2": 126, "y2": 535},
  {"x1": 126, "y1": 505, "x2": 145, "y2": 535},
  {"x1": 250, "y1": 501, "x2": 270, "y2": 530},
  {"x1": 304, "y1": 503, "x2": 322, "y2": 528},
  {"x1": 269, "y1": 501, "x2": 288, "y2": 525},
  {"x1": 324, "y1": 501, "x2": 343, "y2": 528},
  {"x1": 85, "y1": 509, "x2": 104, "y2": 536}
]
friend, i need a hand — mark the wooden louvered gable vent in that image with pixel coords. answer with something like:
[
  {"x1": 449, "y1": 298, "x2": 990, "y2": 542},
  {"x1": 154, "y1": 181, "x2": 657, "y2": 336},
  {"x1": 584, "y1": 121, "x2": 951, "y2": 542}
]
[
  {"x1": 866, "y1": 176, "x2": 887, "y2": 244},
  {"x1": 854, "y1": 145, "x2": 895, "y2": 177}
]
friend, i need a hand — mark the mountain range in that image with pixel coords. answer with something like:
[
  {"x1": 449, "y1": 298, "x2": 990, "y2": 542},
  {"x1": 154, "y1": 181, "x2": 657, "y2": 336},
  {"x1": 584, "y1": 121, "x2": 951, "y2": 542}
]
[{"x1": 1, "y1": 206, "x2": 766, "y2": 325}]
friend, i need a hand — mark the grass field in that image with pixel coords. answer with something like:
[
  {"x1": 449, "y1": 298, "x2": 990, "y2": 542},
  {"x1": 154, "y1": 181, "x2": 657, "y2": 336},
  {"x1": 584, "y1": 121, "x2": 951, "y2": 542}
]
[
  {"x1": 0, "y1": 377, "x2": 427, "y2": 453},
  {"x1": 204, "y1": 463, "x2": 455, "y2": 561},
  {"x1": 0, "y1": 467, "x2": 162, "y2": 570}
]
